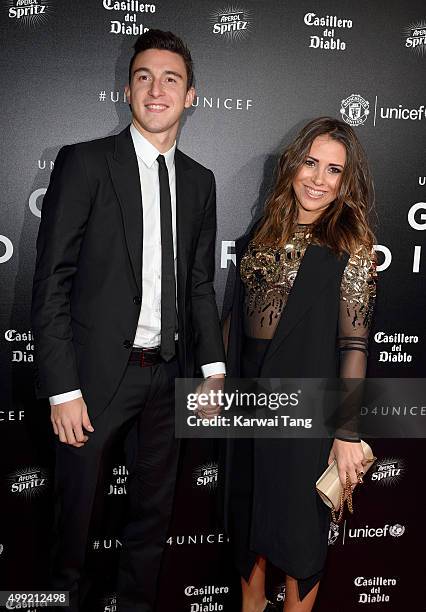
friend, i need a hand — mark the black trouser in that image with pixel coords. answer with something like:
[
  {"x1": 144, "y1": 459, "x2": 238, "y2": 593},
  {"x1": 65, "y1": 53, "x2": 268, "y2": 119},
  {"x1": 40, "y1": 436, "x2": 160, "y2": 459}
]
[{"x1": 49, "y1": 356, "x2": 180, "y2": 612}]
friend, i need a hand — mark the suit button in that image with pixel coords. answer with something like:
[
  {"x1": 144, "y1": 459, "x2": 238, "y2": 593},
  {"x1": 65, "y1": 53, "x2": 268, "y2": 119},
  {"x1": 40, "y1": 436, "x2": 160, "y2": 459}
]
[
  {"x1": 123, "y1": 340, "x2": 132, "y2": 349},
  {"x1": 133, "y1": 296, "x2": 142, "y2": 305}
]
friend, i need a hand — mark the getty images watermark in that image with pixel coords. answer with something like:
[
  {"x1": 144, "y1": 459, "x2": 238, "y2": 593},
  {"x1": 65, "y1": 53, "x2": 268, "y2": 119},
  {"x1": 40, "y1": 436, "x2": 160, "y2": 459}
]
[
  {"x1": 186, "y1": 385, "x2": 311, "y2": 430},
  {"x1": 175, "y1": 378, "x2": 426, "y2": 439}
]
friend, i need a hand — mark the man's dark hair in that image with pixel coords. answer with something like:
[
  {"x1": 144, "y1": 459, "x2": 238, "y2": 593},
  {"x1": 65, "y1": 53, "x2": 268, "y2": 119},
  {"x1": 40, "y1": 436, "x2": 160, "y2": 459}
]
[{"x1": 128, "y1": 29, "x2": 194, "y2": 89}]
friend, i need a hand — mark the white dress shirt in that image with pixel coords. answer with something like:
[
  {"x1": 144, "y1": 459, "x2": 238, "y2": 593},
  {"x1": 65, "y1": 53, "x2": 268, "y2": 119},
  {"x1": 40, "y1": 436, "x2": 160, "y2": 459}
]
[
  {"x1": 49, "y1": 125, "x2": 225, "y2": 406},
  {"x1": 132, "y1": 124, "x2": 176, "y2": 348}
]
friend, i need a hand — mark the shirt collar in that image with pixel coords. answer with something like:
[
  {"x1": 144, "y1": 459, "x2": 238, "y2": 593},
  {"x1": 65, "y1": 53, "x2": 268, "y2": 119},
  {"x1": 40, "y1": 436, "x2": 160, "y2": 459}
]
[{"x1": 130, "y1": 123, "x2": 176, "y2": 171}]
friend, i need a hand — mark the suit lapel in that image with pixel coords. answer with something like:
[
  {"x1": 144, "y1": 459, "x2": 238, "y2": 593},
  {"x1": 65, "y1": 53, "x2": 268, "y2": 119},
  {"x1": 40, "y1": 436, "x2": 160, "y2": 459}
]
[
  {"x1": 175, "y1": 151, "x2": 196, "y2": 296},
  {"x1": 107, "y1": 126, "x2": 142, "y2": 293},
  {"x1": 263, "y1": 243, "x2": 348, "y2": 364}
]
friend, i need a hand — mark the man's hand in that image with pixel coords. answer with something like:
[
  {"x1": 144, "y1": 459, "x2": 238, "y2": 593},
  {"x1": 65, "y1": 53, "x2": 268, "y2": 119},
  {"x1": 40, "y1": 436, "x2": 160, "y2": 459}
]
[
  {"x1": 194, "y1": 375, "x2": 225, "y2": 420},
  {"x1": 51, "y1": 397, "x2": 94, "y2": 447},
  {"x1": 328, "y1": 439, "x2": 366, "y2": 490}
]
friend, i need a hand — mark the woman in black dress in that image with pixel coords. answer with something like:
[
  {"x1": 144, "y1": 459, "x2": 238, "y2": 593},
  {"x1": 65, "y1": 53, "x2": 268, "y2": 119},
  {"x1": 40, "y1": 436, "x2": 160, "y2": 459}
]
[{"x1": 222, "y1": 117, "x2": 377, "y2": 611}]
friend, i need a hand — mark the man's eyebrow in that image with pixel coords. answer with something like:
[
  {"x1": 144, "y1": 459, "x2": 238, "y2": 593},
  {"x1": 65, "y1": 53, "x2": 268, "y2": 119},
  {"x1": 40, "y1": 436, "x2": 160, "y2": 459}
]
[
  {"x1": 164, "y1": 70, "x2": 184, "y2": 79},
  {"x1": 307, "y1": 155, "x2": 344, "y2": 168},
  {"x1": 132, "y1": 67, "x2": 184, "y2": 80},
  {"x1": 133, "y1": 67, "x2": 150, "y2": 76}
]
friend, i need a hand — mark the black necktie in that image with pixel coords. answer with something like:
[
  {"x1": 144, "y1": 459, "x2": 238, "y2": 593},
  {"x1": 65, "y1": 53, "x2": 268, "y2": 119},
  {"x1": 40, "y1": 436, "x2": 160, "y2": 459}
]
[{"x1": 157, "y1": 154, "x2": 176, "y2": 361}]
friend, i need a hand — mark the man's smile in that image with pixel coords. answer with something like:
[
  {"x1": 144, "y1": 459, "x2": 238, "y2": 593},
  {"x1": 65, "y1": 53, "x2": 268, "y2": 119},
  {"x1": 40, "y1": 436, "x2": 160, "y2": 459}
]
[{"x1": 145, "y1": 103, "x2": 169, "y2": 112}]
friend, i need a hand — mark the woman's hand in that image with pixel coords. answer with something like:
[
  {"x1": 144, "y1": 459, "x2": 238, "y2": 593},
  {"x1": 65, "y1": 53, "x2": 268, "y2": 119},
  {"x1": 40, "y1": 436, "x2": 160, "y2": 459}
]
[{"x1": 328, "y1": 439, "x2": 366, "y2": 489}]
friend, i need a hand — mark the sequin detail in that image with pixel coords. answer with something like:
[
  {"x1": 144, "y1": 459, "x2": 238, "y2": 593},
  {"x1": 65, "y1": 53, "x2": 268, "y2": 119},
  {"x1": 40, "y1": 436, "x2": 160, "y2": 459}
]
[
  {"x1": 240, "y1": 226, "x2": 311, "y2": 334},
  {"x1": 340, "y1": 246, "x2": 377, "y2": 329},
  {"x1": 240, "y1": 226, "x2": 377, "y2": 339}
]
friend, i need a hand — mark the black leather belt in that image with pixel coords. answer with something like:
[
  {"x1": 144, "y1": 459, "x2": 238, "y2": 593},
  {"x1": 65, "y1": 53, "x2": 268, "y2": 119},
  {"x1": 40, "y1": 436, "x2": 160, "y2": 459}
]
[{"x1": 129, "y1": 346, "x2": 162, "y2": 367}]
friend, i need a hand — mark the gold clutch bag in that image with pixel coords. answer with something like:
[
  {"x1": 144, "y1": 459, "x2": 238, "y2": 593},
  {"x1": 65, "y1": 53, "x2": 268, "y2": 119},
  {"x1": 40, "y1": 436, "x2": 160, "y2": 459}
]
[{"x1": 316, "y1": 440, "x2": 376, "y2": 523}]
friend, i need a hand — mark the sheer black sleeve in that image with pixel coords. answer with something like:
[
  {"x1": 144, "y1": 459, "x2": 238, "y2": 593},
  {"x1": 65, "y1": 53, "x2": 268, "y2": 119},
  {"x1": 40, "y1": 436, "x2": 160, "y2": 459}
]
[
  {"x1": 335, "y1": 246, "x2": 377, "y2": 441},
  {"x1": 339, "y1": 246, "x2": 377, "y2": 377}
]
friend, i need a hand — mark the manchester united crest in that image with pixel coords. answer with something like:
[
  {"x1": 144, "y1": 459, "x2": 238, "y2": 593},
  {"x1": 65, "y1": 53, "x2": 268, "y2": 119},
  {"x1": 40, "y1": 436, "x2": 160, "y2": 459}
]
[
  {"x1": 328, "y1": 520, "x2": 340, "y2": 545},
  {"x1": 340, "y1": 93, "x2": 370, "y2": 126}
]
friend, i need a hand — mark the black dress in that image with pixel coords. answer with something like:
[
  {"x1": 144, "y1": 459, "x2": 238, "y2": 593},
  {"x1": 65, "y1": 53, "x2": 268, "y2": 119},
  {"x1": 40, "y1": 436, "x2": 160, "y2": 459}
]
[{"x1": 225, "y1": 223, "x2": 376, "y2": 600}]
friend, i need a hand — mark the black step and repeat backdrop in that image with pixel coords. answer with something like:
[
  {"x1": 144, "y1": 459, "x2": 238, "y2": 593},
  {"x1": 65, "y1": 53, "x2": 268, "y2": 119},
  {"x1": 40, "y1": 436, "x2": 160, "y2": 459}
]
[{"x1": 1, "y1": 1, "x2": 425, "y2": 610}]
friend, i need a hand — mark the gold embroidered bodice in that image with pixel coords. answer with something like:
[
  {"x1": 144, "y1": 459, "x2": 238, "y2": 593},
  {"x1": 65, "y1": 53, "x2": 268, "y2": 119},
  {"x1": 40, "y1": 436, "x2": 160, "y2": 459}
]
[{"x1": 240, "y1": 224, "x2": 377, "y2": 377}]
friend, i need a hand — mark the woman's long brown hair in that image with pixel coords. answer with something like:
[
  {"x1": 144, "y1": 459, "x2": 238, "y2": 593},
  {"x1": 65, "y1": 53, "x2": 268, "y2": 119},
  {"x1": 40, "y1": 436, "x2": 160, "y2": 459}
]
[{"x1": 253, "y1": 117, "x2": 376, "y2": 254}]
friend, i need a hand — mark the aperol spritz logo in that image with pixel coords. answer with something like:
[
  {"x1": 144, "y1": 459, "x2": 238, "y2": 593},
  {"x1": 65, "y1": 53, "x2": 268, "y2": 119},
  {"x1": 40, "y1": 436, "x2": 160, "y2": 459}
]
[
  {"x1": 102, "y1": 594, "x2": 117, "y2": 612},
  {"x1": 211, "y1": 6, "x2": 252, "y2": 41},
  {"x1": 193, "y1": 461, "x2": 218, "y2": 490},
  {"x1": 8, "y1": 466, "x2": 49, "y2": 498},
  {"x1": 8, "y1": 0, "x2": 52, "y2": 27},
  {"x1": 370, "y1": 457, "x2": 405, "y2": 486},
  {"x1": 403, "y1": 21, "x2": 426, "y2": 56}
]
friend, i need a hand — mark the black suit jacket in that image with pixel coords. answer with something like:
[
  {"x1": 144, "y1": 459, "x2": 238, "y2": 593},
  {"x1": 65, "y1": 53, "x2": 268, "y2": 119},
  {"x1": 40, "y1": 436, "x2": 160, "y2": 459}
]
[
  {"x1": 31, "y1": 125, "x2": 225, "y2": 417},
  {"x1": 226, "y1": 221, "x2": 349, "y2": 378},
  {"x1": 221, "y1": 222, "x2": 350, "y2": 582}
]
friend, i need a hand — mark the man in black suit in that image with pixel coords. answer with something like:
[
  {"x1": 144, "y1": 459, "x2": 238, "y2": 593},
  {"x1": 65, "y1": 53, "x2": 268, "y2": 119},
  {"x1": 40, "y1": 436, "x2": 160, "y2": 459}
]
[{"x1": 31, "y1": 30, "x2": 225, "y2": 612}]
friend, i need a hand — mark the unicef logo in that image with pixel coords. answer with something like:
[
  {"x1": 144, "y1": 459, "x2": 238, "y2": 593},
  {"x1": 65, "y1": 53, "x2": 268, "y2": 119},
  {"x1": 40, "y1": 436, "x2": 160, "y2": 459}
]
[
  {"x1": 389, "y1": 524, "x2": 405, "y2": 537},
  {"x1": 340, "y1": 93, "x2": 370, "y2": 126}
]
